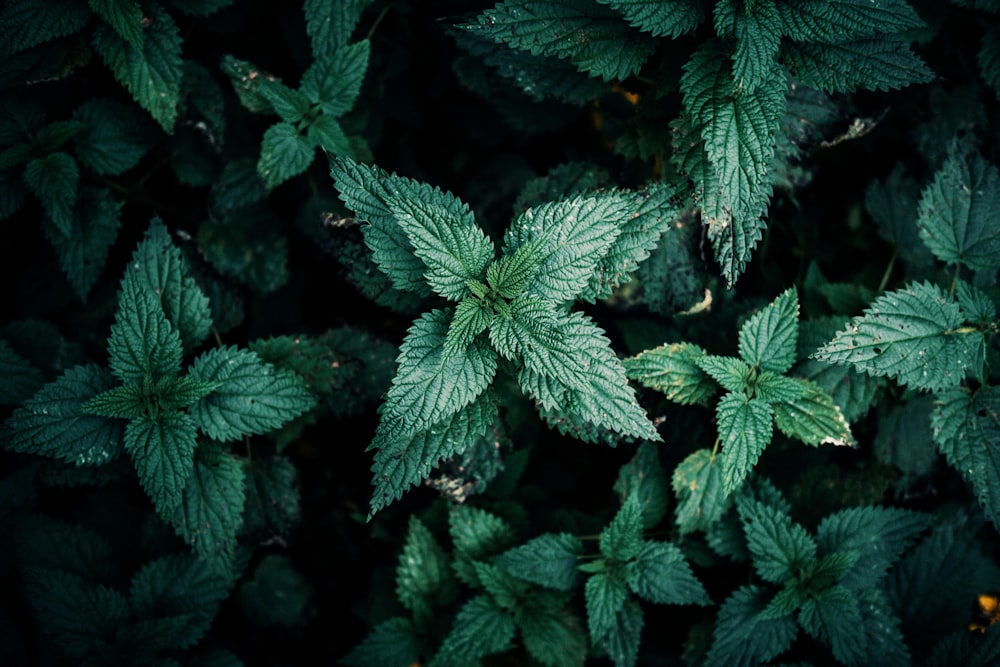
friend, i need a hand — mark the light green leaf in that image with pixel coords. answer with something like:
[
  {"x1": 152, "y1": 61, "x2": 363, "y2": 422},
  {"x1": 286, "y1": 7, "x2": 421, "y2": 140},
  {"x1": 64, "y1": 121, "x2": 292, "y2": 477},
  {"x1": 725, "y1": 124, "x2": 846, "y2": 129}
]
[
  {"x1": 917, "y1": 143, "x2": 1000, "y2": 272},
  {"x1": 84, "y1": 376, "x2": 216, "y2": 419},
  {"x1": 42, "y1": 187, "x2": 122, "y2": 302},
  {"x1": 127, "y1": 218, "x2": 213, "y2": 352},
  {"x1": 772, "y1": 378, "x2": 855, "y2": 446},
  {"x1": 672, "y1": 448, "x2": 730, "y2": 534},
  {"x1": 89, "y1": 0, "x2": 143, "y2": 47},
  {"x1": 932, "y1": 385, "x2": 1000, "y2": 530},
  {"x1": 257, "y1": 121, "x2": 315, "y2": 189},
  {"x1": 777, "y1": 0, "x2": 925, "y2": 43},
  {"x1": 188, "y1": 346, "x2": 317, "y2": 442},
  {"x1": 751, "y1": 371, "x2": 806, "y2": 404},
  {"x1": 738, "y1": 497, "x2": 816, "y2": 584},
  {"x1": 813, "y1": 281, "x2": 982, "y2": 392},
  {"x1": 0, "y1": 0, "x2": 90, "y2": 58},
  {"x1": 624, "y1": 342, "x2": 717, "y2": 406},
  {"x1": 486, "y1": 236, "x2": 547, "y2": 300},
  {"x1": 4, "y1": 364, "x2": 124, "y2": 466},
  {"x1": 430, "y1": 595, "x2": 515, "y2": 667},
  {"x1": 503, "y1": 193, "x2": 626, "y2": 304},
  {"x1": 301, "y1": 40, "x2": 370, "y2": 117},
  {"x1": 600, "y1": 492, "x2": 644, "y2": 561},
  {"x1": 738, "y1": 287, "x2": 799, "y2": 374},
  {"x1": 171, "y1": 444, "x2": 247, "y2": 573},
  {"x1": 626, "y1": 540, "x2": 710, "y2": 606},
  {"x1": 496, "y1": 533, "x2": 583, "y2": 591},
  {"x1": 585, "y1": 570, "x2": 628, "y2": 645},
  {"x1": 23, "y1": 151, "x2": 78, "y2": 236},
  {"x1": 463, "y1": 0, "x2": 656, "y2": 81},
  {"x1": 92, "y1": 3, "x2": 183, "y2": 132},
  {"x1": 108, "y1": 269, "x2": 184, "y2": 383},
  {"x1": 595, "y1": 0, "x2": 704, "y2": 38},
  {"x1": 717, "y1": 393, "x2": 773, "y2": 493},
  {"x1": 782, "y1": 38, "x2": 935, "y2": 93},
  {"x1": 125, "y1": 411, "x2": 198, "y2": 518}
]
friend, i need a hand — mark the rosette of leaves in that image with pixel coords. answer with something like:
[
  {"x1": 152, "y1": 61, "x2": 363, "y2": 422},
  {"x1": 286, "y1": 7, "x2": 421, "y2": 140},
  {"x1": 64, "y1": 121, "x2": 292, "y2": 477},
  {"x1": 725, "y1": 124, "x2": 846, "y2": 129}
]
[
  {"x1": 625, "y1": 287, "x2": 856, "y2": 532},
  {"x1": 4, "y1": 219, "x2": 316, "y2": 573},
  {"x1": 328, "y1": 155, "x2": 684, "y2": 518}
]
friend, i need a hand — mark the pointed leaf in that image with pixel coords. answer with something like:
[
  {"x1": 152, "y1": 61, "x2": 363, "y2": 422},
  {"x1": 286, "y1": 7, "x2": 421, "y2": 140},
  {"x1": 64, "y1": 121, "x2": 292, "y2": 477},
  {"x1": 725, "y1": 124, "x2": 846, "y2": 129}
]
[
  {"x1": 517, "y1": 589, "x2": 588, "y2": 667},
  {"x1": 125, "y1": 411, "x2": 198, "y2": 518},
  {"x1": 430, "y1": 595, "x2": 515, "y2": 667},
  {"x1": 624, "y1": 342, "x2": 717, "y2": 406},
  {"x1": 599, "y1": 596, "x2": 643, "y2": 667},
  {"x1": 613, "y1": 441, "x2": 669, "y2": 529},
  {"x1": 600, "y1": 492, "x2": 644, "y2": 560},
  {"x1": 43, "y1": 186, "x2": 122, "y2": 301},
  {"x1": 772, "y1": 378, "x2": 855, "y2": 446},
  {"x1": 188, "y1": 346, "x2": 317, "y2": 442},
  {"x1": 799, "y1": 585, "x2": 866, "y2": 666},
  {"x1": 301, "y1": 40, "x2": 370, "y2": 117},
  {"x1": 777, "y1": 0, "x2": 925, "y2": 43},
  {"x1": 595, "y1": 0, "x2": 704, "y2": 38},
  {"x1": 738, "y1": 287, "x2": 799, "y2": 373},
  {"x1": 341, "y1": 616, "x2": 420, "y2": 667},
  {"x1": 395, "y1": 516, "x2": 456, "y2": 623},
  {"x1": 625, "y1": 540, "x2": 710, "y2": 606},
  {"x1": 697, "y1": 355, "x2": 752, "y2": 394},
  {"x1": 496, "y1": 533, "x2": 583, "y2": 591},
  {"x1": 782, "y1": 38, "x2": 935, "y2": 93},
  {"x1": 585, "y1": 570, "x2": 628, "y2": 645},
  {"x1": 672, "y1": 448, "x2": 730, "y2": 534},
  {"x1": 257, "y1": 121, "x2": 315, "y2": 188},
  {"x1": 108, "y1": 271, "x2": 183, "y2": 385},
  {"x1": 705, "y1": 585, "x2": 798, "y2": 667},
  {"x1": 307, "y1": 114, "x2": 352, "y2": 155},
  {"x1": 23, "y1": 151, "x2": 78, "y2": 236},
  {"x1": 304, "y1": 0, "x2": 374, "y2": 55},
  {"x1": 738, "y1": 497, "x2": 816, "y2": 584},
  {"x1": 717, "y1": 393, "x2": 773, "y2": 493}
]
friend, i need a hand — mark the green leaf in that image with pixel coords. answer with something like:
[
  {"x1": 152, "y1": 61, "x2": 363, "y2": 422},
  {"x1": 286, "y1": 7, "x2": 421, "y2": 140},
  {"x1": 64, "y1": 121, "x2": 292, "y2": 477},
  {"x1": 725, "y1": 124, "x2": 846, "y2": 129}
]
[
  {"x1": 600, "y1": 492, "x2": 643, "y2": 561},
  {"x1": 241, "y1": 455, "x2": 300, "y2": 540},
  {"x1": 396, "y1": 516, "x2": 456, "y2": 624},
  {"x1": 672, "y1": 448, "x2": 730, "y2": 534},
  {"x1": 777, "y1": 0, "x2": 925, "y2": 43},
  {"x1": 917, "y1": 143, "x2": 1000, "y2": 272},
  {"x1": 209, "y1": 159, "x2": 267, "y2": 216},
  {"x1": 369, "y1": 392, "x2": 498, "y2": 518},
  {"x1": 0, "y1": 0, "x2": 90, "y2": 58},
  {"x1": 496, "y1": 533, "x2": 583, "y2": 591},
  {"x1": 307, "y1": 114, "x2": 352, "y2": 155},
  {"x1": 866, "y1": 164, "x2": 936, "y2": 272},
  {"x1": 624, "y1": 342, "x2": 717, "y2": 406},
  {"x1": 258, "y1": 80, "x2": 311, "y2": 123},
  {"x1": 450, "y1": 505, "x2": 517, "y2": 585},
  {"x1": 599, "y1": 596, "x2": 643, "y2": 667},
  {"x1": 738, "y1": 497, "x2": 816, "y2": 585},
  {"x1": 516, "y1": 589, "x2": 588, "y2": 667},
  {"x1": 89, "y1": 0, "x2": 143, "y2": 47},
  {"x1": 464, "y1": 0, "x2": 656, "y2": 81},
  {"x1": 705, "y1": 585, "x2": 798, "y2": 667},
  {"x1": 129, "y1": 552, "x2": 233, "y2": 649},
  {"x1": 341, "y1": 616, "x2": 421, "y2": 667},
  {"x1": 613, "y1": 442, "x2": 669, "y2": 530},
  {"x1": 301, "y1": 40, "x2": 370, "y2": 117},
  {"x1": 20, "y1": 567, "x2": 129, "y2": 659},
  {"x1": 16, "y1": 514, "x2": 117, "y2": 583},
  {"x1": 717, "y1": 392, "x2": 773, "y2": 493},
  {"x1": 171, "y1": 444, "x2": 247, "y2": 572},
  {"x1": 257, "y1": 122, "x2": 315, "y2": 188},
  {"x1": 595, "y1": 0, "x2": 704, "y2": 38},
  {"x1": 782, "y1": 38, "x2": 935, "y2": 93},
  {"x1": 585, "y1": 570, "x2": 628, "y2": 645},
  {"x1": 626, "y1": 540, "x2": 710, "y2": 606},
  {"x1": 771, "y1": 378, "x2": 855, "y2": 447},
  {"x1": 430, "y1": 595, "x2": 515, "y2": 667},
  {"x1": 715, "y1": 0, "x2": 783, "y2": 94},
  {"x1": 502, "y1": 194, "x2": 627, "y2": 304},
  {"x1": 219, "y1": 55, "x2": 281, "y2": 114},
  {"x1": 932, "y1": 386, "x2": 1000, "y2": 530},
  {"x1": 816, "y1": 506, "x2": 929, "y2": 590},
  {"x1": 738, "y1": 287, "x2": 799, "y2": 374},
  {"x1": 955, "y1": 280, "x2": 996, "y2": 327},
  {"x1": 23, "y1": 151, "x2": 78, "y2": 236},
  {"x1": 197, "y1": 210, "x2": 290, "y2": 294},
  {"x1": 188, "y1": 346, "x2": 317, "y2": 442},
  {"x1": 42, "y1": 186, "x2": 122, "y2": 301},
  {"x1": 4, "y1": 364, "x2": 124, "y2": 466},
  {"x1": 108, "y1": 269, "x2": 184, "y2": 383},
  {"x1": 92, "y1": 3, "x2": 184, "y2": 133},
  {"x1": 84, "y1": 375, "x2": 216, "y2": 419},
  {"x1": 382, "y1": 309, "x2": 497, "y2": 436},
  {"x1": 474, "y1": 561, "x2": 528, "y2": 611},
  {"x1": 304, "y1": 0, "x2": 374, "y2": 55},
  {"x1": 0, "y1": 338, "x2": 45, "y2": 406},
  {"x1": 128, "y1": 219, "x2": 212, "y2": 352},
  {"x1": 486, "y1": 236, "x2": 547, "y2": 300},
  {"x1": 813, "y1": 281, "x2": 982, "y2": 392},
  {"x1": 798, "y1": 585, "x2": 866, "y2": 666},
  {"x1": 125, "y1": 411, "x2": 198, "y2": 518}
]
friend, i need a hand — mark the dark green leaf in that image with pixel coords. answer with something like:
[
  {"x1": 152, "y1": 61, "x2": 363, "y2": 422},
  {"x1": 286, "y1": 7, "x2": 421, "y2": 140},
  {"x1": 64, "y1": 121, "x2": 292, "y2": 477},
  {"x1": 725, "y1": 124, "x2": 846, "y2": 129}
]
[
  {"x1": 738, "y1": 287, "x2": 799, "y2": 374},
  {"x1": 738, "y1": 497, "x2": 816, "y2": 584},
  {"x1": 717, "y1": 392, "x2": 773, "y2": 493},
  {"x1": 613, "y1": 441, "x2": 669, "y2": 530},
  {"x1": 0, "y1": 0, "x2": 90, "y2": 58},
  {"x1": 341, "y1": 616, "x2": 420, "y2": 667},
  {"x1": 301, "y1": 40, "x2": 370, "y2": 117},
  {"x1": 624, "y1": 342, "x2": 717, "y2": 406},
  {"x1": 257, "y1": 122, "x2": 315, "y2": 189},
  {"x1": 23, "y1": 151, "x2": 78, "y2": 236},
  {"x1": 496, "y1": 533, "x2": 583, "y2": 591},
  {"x1": 125, "y1": 411, "x2": 198, "y2": 518},
  {"x1": 108, "y1": 269, "x2": 184, "y2": 383},
  {"x1": 585, "y1": 570, "x2": 628, "y2": 645},
  {"x1": 42, "y1": 186, "x2": 121, "y2": 302},
  {"x1": 429, "y1": 595, "x2": 515, "y2": 667},
  {"x1": 672, "y1": 448, "x2": 730, "y2": 534},
  {"x1": 626, "y1": 540, "x2": 710, "y2": 606},
  {"x1": 600, "y1": 492, "x2": 644, "y2": 560}
]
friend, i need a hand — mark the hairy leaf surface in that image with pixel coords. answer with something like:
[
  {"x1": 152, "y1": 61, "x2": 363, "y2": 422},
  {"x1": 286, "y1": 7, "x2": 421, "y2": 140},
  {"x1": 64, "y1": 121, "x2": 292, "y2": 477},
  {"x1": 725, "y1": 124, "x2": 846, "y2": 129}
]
[
  {"x1": 738, "y1": 497, "x2": 816, "y2": 584},
  {"x1": 738, "y1": 287, "x2": 799, "y2": 374},
  {"x1": 717, "y1": 392, "x2": 773, "y2": 492},
  {"x1": 673, "y1": 448, "x2": 729, "y2": 533},
  {"x1": 626, "y1": 541, "x2": 710, "y2": 606},
  {"x1": 624, "y1": 342, "x2": 717, "y2": 406},
  {"x1": 496, "y1": 533, "x2": 583, "y2": 591},
  {"x1": 782, "y1": 38, "x2": 935, "y2": 93},
  {"x1": 777, "y1": 0, "x2": 925, "y2": 43},
  {"x1": 125, "y1": 411, "x2": 198, "y2": 518},
  {"x1": 596, "y1": 0, "x2": 704, "y2": 38}
]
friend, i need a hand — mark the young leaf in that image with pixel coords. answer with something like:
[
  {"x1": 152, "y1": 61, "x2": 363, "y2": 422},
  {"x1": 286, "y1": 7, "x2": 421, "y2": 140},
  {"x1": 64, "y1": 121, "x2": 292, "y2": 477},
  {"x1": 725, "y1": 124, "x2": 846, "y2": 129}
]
[
  {"x1": 301, "y1": 40, "x2": 370, "y2": 117},
  {"x1": 624, "y1": 342, "x2": 717, "y2": 406},
  {"x1": 125, "y1": 411, "x2": 198, "y2": 518},
  {"x1": 307, "y1": 114, "x2": 352, "y2": 155},
  {"x1": 672, "y1": 448, "x2": 730, "y2": 534},
  {"x1": 23, "y1": 151, "x2": 78, "y2": 236},
  {"x1": 715, "y1": 0, "x2": 783, "y2": 94},
  {"x1": 188, "y1": 346, "x2": 317, "y2": 442},
  {"x1": 341, "y1": 616, "x2": 421, "y2": 667},
  {"x1": 625, "y1": 541, "x2": 710, "y2": 606},
  {"x1": 697, "y1": 355, "x2": 752, "y2": 395},
  {"x1": 738, "y1": 497, "x2": 816, "y2": 585},
  {"x1": 171, "y1": 444, "x2": 247, "y2": 572},
  {"x1": 917, "y1": 143, "x2": 1000, "y2": 272},
  {"x1": 782, "y1": 38, "x2": 935, "y2": 93},
  {"x1": 496, "y1": 533, "x2": 583, "y2": 591},
  {"x1": 486, "y1": 236, "x2": 546, "y2": 300},
  {"x1": 108, "y1": 274, "x2": 184, "y2": 385},
  {"x1": 257, "y1": 122, "x2": 315, "y2": 189},
  {"x1": 771, "y1": 378, "x2": 855, "y2": 447},
  {"x1": 4, "y1": 364, "x2": 124, "y2": 465},
  {"x1": 738, "y1": 288, "x2": 799, "y2": 374},
  {"x1": 932, "y1": 385, "x2": 1000, "y2": 530},
  {"x1": 429, "y1": 595, "x2": 516, "y2": 667},
  {"x1": 92, "y1": 3, "x2": 183, "y2": 133},
  {"x1": 463, "y1": 0, "x2": 656, "y2": 81},
  {"x1": 502, "y1": 194, "x2": 626, "y2": 304},
  {"x1": 257, "y1": 80, "x2": 311, "y2": 123},
  {"x1": 595, "y1": 0, "x2": 704, "y2": 38},
  {"x1": 705, "y1": 585, "x2": 799, "y2": 667},
  {"x1": 717, "y1": 392, "x2": 773, "y2": 493},
  {"x1": 585, "y1": 570, "x2": 628, "y2": 645},
  {"x1": 813, "y1": 281, "x2": 982, "y2": 392},
  {"x1": 600, "y1": 492, "x2": 644, "y2": 561}
]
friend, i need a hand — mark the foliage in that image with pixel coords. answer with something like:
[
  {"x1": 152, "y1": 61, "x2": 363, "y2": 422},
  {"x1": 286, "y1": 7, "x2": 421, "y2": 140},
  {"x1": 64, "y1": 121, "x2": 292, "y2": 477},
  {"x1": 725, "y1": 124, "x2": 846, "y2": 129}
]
[{"x1": 2, "y1": 0, "x2": 1000, "y2": 666}]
